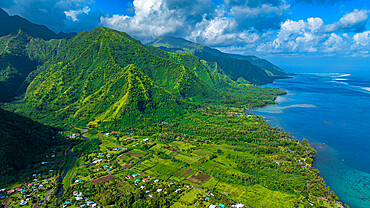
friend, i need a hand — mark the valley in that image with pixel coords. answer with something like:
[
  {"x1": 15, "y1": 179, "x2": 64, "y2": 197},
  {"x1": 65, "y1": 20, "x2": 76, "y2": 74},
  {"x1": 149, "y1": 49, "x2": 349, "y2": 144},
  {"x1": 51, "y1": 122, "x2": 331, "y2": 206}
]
[{"x1": 0, "y1": 8, "x2": 345, "y2": 208}]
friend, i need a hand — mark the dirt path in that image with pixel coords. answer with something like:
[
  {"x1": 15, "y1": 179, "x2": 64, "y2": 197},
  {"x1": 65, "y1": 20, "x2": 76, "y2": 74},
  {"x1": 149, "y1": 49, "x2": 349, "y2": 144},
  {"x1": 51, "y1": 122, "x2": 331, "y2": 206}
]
[{"x1": 40, "y1": 189, "x2": 53, "y2": 208}]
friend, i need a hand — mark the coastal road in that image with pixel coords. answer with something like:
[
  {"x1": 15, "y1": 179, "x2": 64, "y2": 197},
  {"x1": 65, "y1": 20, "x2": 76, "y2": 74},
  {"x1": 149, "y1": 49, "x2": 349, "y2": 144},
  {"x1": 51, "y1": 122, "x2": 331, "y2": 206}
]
[{"x1": 56, "y1": 128, "x2": 90, "y2": 200}]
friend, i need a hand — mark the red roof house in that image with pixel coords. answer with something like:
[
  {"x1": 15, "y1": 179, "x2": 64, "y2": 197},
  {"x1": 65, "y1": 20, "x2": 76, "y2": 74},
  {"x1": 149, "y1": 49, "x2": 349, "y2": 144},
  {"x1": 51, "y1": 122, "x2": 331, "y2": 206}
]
[{"x1": 7, "y1": 189, "x2": 15, "y2": 194}]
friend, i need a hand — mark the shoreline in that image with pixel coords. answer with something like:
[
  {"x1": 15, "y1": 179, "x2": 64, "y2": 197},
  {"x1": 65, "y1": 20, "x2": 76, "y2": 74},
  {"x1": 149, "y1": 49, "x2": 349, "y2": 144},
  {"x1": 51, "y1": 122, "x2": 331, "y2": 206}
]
[
  {"x1": 250, "y1": 72, "x2": 370, "y2": 208},
  {"x1": 247, "y1": 93, "x2": 346, "y2": 207}
]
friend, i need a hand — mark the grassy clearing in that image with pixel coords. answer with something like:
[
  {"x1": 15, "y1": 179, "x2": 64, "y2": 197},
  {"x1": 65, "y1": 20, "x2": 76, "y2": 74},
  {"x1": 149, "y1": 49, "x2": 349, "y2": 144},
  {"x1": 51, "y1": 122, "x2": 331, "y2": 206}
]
[
  {"x1": 192, "y1": 149, "x2": 213, "y2": 158},
  {"x1": 179, "y1": 188, "x2": 205, "y2": 204},
  {"x1": 216, "y1": 182, "x2": 296, "y2": 208},
  {"x1": 144, "y1": 158, "x2": 183, "y2": 179},
  {"x1": 170, "y1": 201, "x2": 194, "y2": 208},
  {"x1": 175, "y1": 153, "x2": 199, "y2": 164}
]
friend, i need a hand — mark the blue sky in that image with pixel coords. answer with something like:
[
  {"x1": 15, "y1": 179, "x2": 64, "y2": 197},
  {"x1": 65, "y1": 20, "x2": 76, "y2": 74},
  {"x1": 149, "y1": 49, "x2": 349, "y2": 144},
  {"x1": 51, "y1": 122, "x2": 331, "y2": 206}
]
[{"x1": 1, "y1": 0, "x2": 369, "y2": 72}]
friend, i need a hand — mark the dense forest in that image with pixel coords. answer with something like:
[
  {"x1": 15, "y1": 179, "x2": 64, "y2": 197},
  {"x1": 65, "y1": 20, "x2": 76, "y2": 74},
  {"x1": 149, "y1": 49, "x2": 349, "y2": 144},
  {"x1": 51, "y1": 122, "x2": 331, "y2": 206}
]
[
  {"x1": 0, "y1": 108, "x2": 62, "y2": 185},
  {"x1": 148, "y1": 37, "x2": 288, "y2": 83}
]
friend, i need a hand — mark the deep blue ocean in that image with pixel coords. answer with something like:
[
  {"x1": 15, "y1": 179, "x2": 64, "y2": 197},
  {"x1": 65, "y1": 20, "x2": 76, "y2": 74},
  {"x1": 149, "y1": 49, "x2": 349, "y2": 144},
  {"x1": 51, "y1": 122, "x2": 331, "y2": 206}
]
[{"x1": 248, "y1": 71, "x2": 370, "y2": 208}]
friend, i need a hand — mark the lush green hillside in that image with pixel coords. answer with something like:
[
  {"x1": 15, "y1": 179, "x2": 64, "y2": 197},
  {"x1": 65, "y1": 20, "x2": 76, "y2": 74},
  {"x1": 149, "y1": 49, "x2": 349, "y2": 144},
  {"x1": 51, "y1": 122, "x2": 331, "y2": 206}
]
[
  {"x1": 0, "y1": 108, "x2": 60, "y2": 185},
  {"x1": 146, "y1": 46, "x2": 215, "y2": 87},
  {"x1": 194, "y1": 50, "x2": 273, "y2": 84},
  {"x1": 229, "y1": 54, "x2": 287, "y2": 77},
  {"x1": 0, "y1": 30, "x2": 68, "y2": 102},
  {"x1": 148, "y1": 37, "x2": 287, "y2": 84},
  {"x1": 0, "y1": 8, "x2": 74, "y2": 40},
  {"x1": 19, "y1": 27, "x2": 216, "y2": 128}
]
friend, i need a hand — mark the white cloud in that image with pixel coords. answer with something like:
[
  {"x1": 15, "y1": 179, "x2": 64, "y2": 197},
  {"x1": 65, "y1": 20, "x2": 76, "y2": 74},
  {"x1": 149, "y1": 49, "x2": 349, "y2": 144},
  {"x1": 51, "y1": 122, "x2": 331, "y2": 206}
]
[
  {"x1": 323, "y1": 33, "x2": 345, "y2": 53},
  {"x1": 65, "y1": 6, "x2": 90, "y2": 22},
  {"x1": 326, "y1": 9, "x2": 369, "y2": 32},
  {"x1": 353, "y1": 31, "x2": 370, "y2": 46},
  {"x1": 100, "y1": 0, "x2": 188, "y2": 41},
  {"x1": 307, "y1": 17, "x2": 324, "y2": 32}
]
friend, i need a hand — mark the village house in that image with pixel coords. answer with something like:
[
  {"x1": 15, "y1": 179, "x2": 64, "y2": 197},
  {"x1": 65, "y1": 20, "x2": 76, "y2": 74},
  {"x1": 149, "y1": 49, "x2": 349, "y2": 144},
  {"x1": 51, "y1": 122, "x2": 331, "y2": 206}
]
[
  {"x1": 62, "y1": 201, "x2": 71, "y2": 207},
  {"x1": 232, "y1": 204, "x2": 245, "y2": 207},
  {"x1": 75, "y1": 179, "x2": 83, "y2": 183},
  {"x1": 143, "y1": 178, "x2": 149, "y2": 182},
  {"x1": 20, "y1": 200, "x2": 27, "y2": 206}
]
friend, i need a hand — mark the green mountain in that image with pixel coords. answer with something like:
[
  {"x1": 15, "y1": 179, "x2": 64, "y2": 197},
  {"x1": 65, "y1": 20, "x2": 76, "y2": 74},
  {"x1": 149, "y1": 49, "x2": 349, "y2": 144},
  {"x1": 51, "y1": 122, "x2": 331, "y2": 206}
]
[
  {"x1": 228, "y1": 54, "x2": 287, "y2": 77},
  {"x1": 148, "y1": 37, "x2": 287, "y2": 84},
  {"x1": 0, "y1": 8, "x2": 75, "y2": 40},
  {"x1": 19, "y1": 27, "x2": 216, "y2": 128},
  {"x1": 0, "y1": 30, "x2": 68, "y2": 102},
  {"x1": 0, "y1": 108, "x2": 59, "y2": 185}
]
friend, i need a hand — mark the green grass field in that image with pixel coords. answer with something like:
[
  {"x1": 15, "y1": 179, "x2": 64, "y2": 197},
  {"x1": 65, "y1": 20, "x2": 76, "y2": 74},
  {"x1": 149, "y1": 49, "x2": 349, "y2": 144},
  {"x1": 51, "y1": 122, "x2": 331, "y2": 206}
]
[{"x1": 179, "y1": 188, "x2": 205, "y2": 204}]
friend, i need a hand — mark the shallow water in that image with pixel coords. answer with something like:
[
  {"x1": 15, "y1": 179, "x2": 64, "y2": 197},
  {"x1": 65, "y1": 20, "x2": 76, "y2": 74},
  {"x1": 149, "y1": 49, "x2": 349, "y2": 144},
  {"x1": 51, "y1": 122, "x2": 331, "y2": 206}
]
[{"x1": 248, "y1": 72, "x2": 370, "y2": 208}]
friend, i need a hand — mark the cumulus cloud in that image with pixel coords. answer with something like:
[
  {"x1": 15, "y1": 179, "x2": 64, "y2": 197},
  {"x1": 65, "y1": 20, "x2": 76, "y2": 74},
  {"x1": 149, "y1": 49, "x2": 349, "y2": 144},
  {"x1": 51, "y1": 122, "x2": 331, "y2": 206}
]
[
  {"x1": 353, "y1": 31, "x2": 370, "y2": 46},
  {"x1": 100, "y1": 0, "x2": 187, "y2": 41},
  {"x1": 187, "y1": 15, "x2": 260, "y2": 47},
  {"x1": 326, "y1": 9, "x2": 369, "y2": 32},
  {"x1": 258, "y1": 17, "x2": 325, "y2": 53},
  {"x1": 249, "y1": 9, "x2": 369, "y2": 56},
  {"x1": 99, "y1": 0, "x2": 289, "y2": 42}
]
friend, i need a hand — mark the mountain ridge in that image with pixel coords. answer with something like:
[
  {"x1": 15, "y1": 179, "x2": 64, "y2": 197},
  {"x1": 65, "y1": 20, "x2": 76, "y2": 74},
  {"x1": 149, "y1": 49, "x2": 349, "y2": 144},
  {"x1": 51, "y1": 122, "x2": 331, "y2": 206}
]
[
  {"x1": 148, "y1": 36, "x2": 288, "y2": 84},
  {"x1": 0, "y1": 8, "x2": 75, "y2": 40},
  {"x1": 19, "y1": 27, "x2": 215, "y2": 128},
  {"x1": 0, "y1": 30, "x2": 69, "y2": 102}
]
